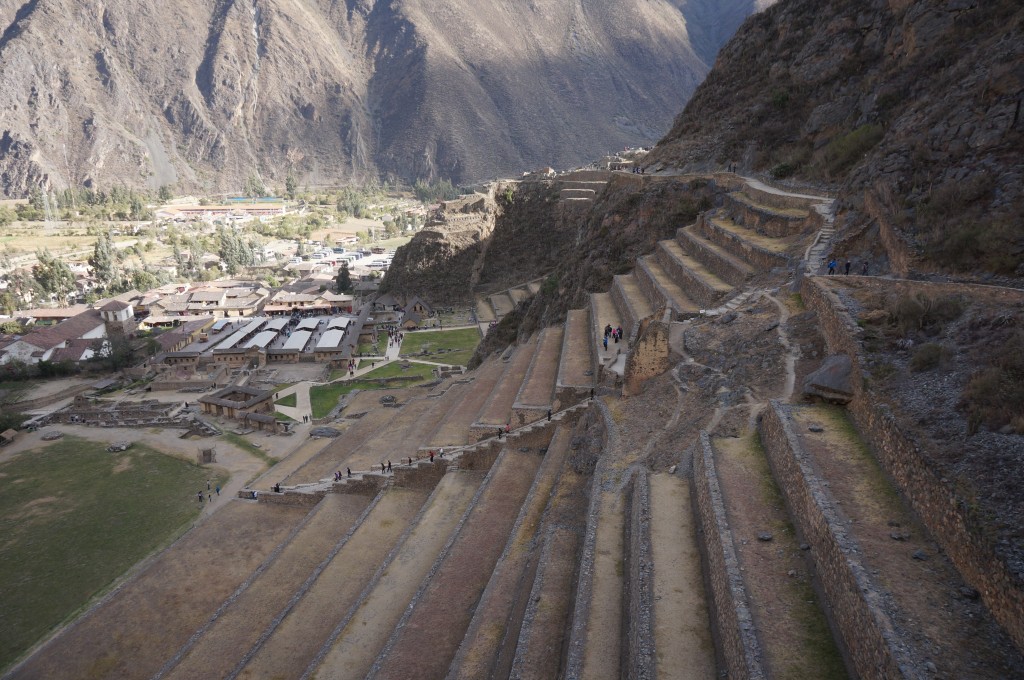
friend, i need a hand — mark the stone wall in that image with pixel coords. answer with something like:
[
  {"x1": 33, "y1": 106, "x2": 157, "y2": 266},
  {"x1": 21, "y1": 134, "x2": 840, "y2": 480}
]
[
  {"x1": 724, "y1": 192, "x2": 814, "y2": 239},
  {"x1": 759, "y1": 401, "x2": 910, "y2": 679},
  {"x1": 610, "y1": 275, "x2": 642, "y2": 342},
  {"x1": 802, "y1": 276, "x2": 1024, "y2": 650},
  {"x1": 623, "y1": 468, "x2": 654, "y2": 680},
  {"x1": 258, "y1": 489, "x2": 326, "y2": 506},
  {"x1": 677, "y1": 227, "x2": 749, "y2": 288},
  {"x1": 691, "y1": 432, "x2": 766, "y2": 680},
  {"x1": 742, "y1": 183, "x2": 830, "y2": 212},
  {"x1": 393, "y1": 460, "x2": 450, "y2": 490},
  {"x1": 700, "y1": 214, "x2": 790, "y2": 272},
  {"x1": 655, "y1": 243, "x2": 723, "y2": 309},
  {"x1": 623, "y1": 312, "x2": 670, "y2": 397},
  {"x1": 332, "y1": 473, "x2": 388, "y2": 496}
]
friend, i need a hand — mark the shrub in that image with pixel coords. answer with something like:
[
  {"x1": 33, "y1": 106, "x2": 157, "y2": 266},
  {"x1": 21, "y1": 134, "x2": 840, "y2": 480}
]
[
  {"x1": 820, "y1": 124, "x2": 884, "y2": 176},
  {"x1": 771, "y1": 162, "x2": 798, "y2": 179},
  {"x1": 910, "y1": 343, "x2": 947, "y2": 371},
  {"x1": 962, "y1": 328, "x2": 1024, "y2": 433}
]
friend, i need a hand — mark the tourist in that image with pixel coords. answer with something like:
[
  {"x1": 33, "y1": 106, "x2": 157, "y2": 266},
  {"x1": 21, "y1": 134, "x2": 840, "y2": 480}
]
[
  {"x1": 215, "y1": 485, "x2": 220, "y2": 496},
  {"x1": 381, "y1": 462, "x2": 386, "y2": 473},
  {"x1": 347, "y1": 467, "x2": 352, "y2": 478},
  {"x1": 547, "y1": 409, "x2": 552, "y2": 421},
  {"x1": 429, "y1": 451, "x2": 434, "y2": 462},
  {"x1": 845, "y1": 259, "x2": 851, "y2": 275},
  {"x1": 827, "y1": 259, "x2": 836, "y2": 275},
  {"x1": 197, "y1": 491, "x2": 203, "y2": 503},
  {"x1": 603, "y1": 335, "x2": 608, "y2": 351},
  {"x1": 862, "y1": 261, "x2": 869, "y2": 275},
  {"x1": 387, "y1": 460, "x2": 392, "y2": 472}
]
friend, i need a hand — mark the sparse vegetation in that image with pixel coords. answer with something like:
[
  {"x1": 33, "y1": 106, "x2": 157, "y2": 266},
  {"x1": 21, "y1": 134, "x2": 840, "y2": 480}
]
[
  {"x1": 909, "y1": 342, "x2": 948, "y2": 372},
  {"x1": 819, "y1": 124, "x2": 883, "y2": 177}
]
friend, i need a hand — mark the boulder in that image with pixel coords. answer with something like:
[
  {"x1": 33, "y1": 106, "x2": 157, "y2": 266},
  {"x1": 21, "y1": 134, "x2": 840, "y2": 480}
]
[{"x1": 803, "y1": 354, "x2": 855, "y2": 404}]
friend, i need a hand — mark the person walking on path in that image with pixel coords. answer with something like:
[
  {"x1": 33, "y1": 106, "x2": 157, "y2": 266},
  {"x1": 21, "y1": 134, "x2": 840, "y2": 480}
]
[
  {"x1": 347, "y1": 467, "x2": 352, "y2": 478},
  {"x1": 547, "y1": 409, "x2": 552, "y2": 421},
  {"x1": 197, "y1": 491, "x2": 203, "y2": 503},
  {"x1": 603, "y1": 335, "x2": 608, "y2": 351},
  {"x1": 827, "y1": 259, "x2": 836, "y2": 275},
  {"x1": 215, "y1": 485, "x2": 220, "y2": 496},
  {"x1": 429, "y1": 451, "x2": 434, "y2": 462},
  {"x1": 861, "y1": 261, "x2": 869, "y2": 275},
  {"x1": 381, "y1": 462, "x2": 386, "y2": 473},
  {"x1": 387, "y1": 460, "x2": 392, "y2": 472},
  {"x1": 845, "y1": 259, "x2": 851, "y2": 275}
]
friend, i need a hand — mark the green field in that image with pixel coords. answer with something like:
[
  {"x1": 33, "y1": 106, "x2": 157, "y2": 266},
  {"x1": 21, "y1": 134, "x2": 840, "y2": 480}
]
[
  {"x1": 399, "y1": 328, "x2": 481, "y2": 366},
  {"x1": 0, "y1": 437, "x2": 225, "y2": 671},
  {"x1": 310, "y1": 363, "x2": 437, "y2": 419},
  {"x1": 275, "y1": 393, "x2": 297, "y2": 408}
]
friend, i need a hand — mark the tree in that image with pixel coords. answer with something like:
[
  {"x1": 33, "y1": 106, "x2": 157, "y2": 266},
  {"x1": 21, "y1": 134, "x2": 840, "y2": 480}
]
[
  {"x1": 0, "y1": 206, "x2": 15, "y2": 227},
  {"x1": 158, "y1": 184, "x2": 174, "y2": 202},
  {"x1": 336, "y1": 266, "x2": 352, "y2": 293},
  {"x1": 0, "y1": 320, "x2": 23, "y2": 335},
  {"x1": 33, "y1": 250, "x2": 76, "y2": 305},
  {"x1": 285, "y1": 174, "x2": 298, "y2": 200},
  {"x1": 244, "y1": 174, "x2": 267, "y2": 199},
  {"x1": 89, "y1": 231, "x2": 116, "y2": 289}
]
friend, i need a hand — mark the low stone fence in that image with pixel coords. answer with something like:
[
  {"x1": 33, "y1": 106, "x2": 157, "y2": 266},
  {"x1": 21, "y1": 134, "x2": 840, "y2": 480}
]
[
  {"x1": 254, "y1": 489, "x2": 326, "y2": 506},
  {"x1": 691, "y1": 432, "x2": 766, "y2": 680},
  {"x1": 12, "y1": 383, "x2": 94, "y2": 411},
  {"x1": 802, "y1": 276, "x2": 1024, "y2": 649},
  {"x1": 759, "y1": 402, "x2": 911, "y2": 678}
]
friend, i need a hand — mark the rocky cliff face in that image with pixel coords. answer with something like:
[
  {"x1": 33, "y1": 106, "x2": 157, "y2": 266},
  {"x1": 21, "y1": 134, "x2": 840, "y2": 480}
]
[
  {"x1": 0, "y1": 0, "x2": 772, "y2": 196},
  {"x1": 645, "y1": 0, "x2": 1024, "y2": 281}
]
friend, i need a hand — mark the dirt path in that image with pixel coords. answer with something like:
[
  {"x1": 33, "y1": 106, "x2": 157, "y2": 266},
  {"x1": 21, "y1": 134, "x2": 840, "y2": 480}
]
[
  {"x1": 236, "y1": 487, "x2": 429, "y2": 680},
  {"x1": 648, "y1": 474, "x2": 715, "y2": 679},
  {"x1": 311, "y1": 471, "x2": 483, "y2": 680}
]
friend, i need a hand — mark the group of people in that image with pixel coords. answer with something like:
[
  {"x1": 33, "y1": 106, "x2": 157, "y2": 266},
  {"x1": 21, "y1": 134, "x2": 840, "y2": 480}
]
[
  {"x1": 603, "y1": 324, "x2": 623, "y2": 350},
  {"x1": 826, "y1": 258, "x2": 869, "y2": 276},
  {"x1": 333, "y1": 469, "x2": 352, "y2": 481},
  {"x1": 197, "y1": 481, "x2": 221, "y2": 503}
]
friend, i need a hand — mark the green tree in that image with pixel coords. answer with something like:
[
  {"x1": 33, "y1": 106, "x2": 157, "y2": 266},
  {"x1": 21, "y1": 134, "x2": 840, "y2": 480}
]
[
  {"x1": 158, "y1": 184, "x2": 174, "y2": 202},
  {"x1": 285, "y1": 174, "x2": 298, "y2": 200},
  {"x1": 0, "y1": 206, "x2": 16, "y2": 227},
  {"x1": 0, "y1": 320, "x2": 23, "y2": 334},
  {"x1": 88, "y1": 232, "x2": 116, "y2": 289},
  {"x1": 244, "y1": 174, "x2": 267, "y2": 199},
  {"x1": 32, "y1": 250, "x2": 76, "y2": 305},
  {"x1": 335, "y1": 266, "x2": 352, "y2": 293}
]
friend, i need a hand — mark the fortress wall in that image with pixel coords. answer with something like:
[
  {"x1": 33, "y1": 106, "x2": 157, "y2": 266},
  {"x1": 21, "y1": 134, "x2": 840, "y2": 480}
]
[
  {"x1": 802, "y1": 276, "x2": 1024, "y2": 649},
  {"x1": 691, "y1": 432, "x2": 766, "y2": 680},
  {"x1": 759, "y1": 401, "x2": 908, "y2": 679}
]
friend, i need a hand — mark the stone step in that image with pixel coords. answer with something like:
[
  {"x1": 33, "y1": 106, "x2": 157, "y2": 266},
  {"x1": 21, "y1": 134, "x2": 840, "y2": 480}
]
[
  {"x1": 701, "y1": 214, "x2": 792, "y2": 272},
  {"x1": 15, "y1": 503, "x2": 312, "y2": 680},
  {"x1": 475, "y1": 297, "x2": 496, "y2": 323},
  {"x1": 677, "y1": 223, "x2": 754, "y2": 288},
  {"x1": 306, "y1": 470, "x2": 484, "y2": 680},
  {"x1": 367, "y1": 446, "x2": 548, "y2": 679},
  {"x1": 230, "y1": 486, "x2": 432, "y2": 680},
  {"x1": 339, "y1": 396, "x2": 450, "y2": 472},
  {"x1": 610, "y1": 273, "x2": 654, "y2": 342},
  {"x1": 556, "y1": 308, "x2": 595, "y2": 399},
  {"x1": 724, "y1": 190, "x2": 814, "y2": 238},
  {"x1": 426, "y1": 357, "x2": 507, "y2": 449},
  {"x1": 694, "y1": 432, "x2": 843, "y2": 679},
  {"x1": 764, "y1": 403, "x2": 1024, "y2": 679},
  {"x1": 447, "y1": 426, "x2": 574, "y2": 680},
  {"x1": 509, "y1": 286, "x2": 531, "y2": 305},
  {"x1": 160, "y1": 494, "x2": 373, "y2": 680},
  {"x1": 473, "y1": 334, "x2": 539, "y2": 431},
  {"x1": 282, "y1": 407, "x2": 396, "y2": 485},
  {"x1": 513, "y1": 326, "x2": 565, "y2": 423},
  {"x1": 489, "y1": 292, "x2": 516, "y2": 319},
  {"x1": 657, "y1": 239, "x2": 735, "y2": 309},
  {"x1": 647, "y1": 473, "x2": 716, "y2": 679},
  {"x1": 508, "y1": 430, "x2": 592, "y2": 679},
  {"x1": 590, "y1": 292, "x2": 621, "y2": 367},
  {"x1": 635, "y1": 255, "x2": 700, "y2": 319}
]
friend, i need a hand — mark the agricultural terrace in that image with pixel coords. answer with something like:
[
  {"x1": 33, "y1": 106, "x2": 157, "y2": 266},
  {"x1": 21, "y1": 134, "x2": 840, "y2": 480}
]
[{"x1": 0, "y1": 437, "x2": 225, "y2": 670}]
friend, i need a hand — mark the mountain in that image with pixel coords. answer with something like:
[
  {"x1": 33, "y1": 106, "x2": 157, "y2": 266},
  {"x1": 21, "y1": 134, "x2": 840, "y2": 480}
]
[
  {"x1": 0, "y1": 0, "x2": 772, "y2": 196},
  {"x1": 645, "y1": 0, "x2": 1024, "y2": 280}
]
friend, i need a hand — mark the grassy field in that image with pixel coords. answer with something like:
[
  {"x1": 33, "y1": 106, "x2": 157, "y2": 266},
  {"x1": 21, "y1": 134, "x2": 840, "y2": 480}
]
[
  {"x1": 0, "y1": 437, "x2": 224, "y2": 671},
  {"x1": 399, "y1": 327, "x2": 481, "y2": 366},
  {"x1": 310, "y1": 363, "x2": 437, "y2": 418},
  {"x1": 356, "y1": 335, "x2": 388, "y2": 357},
  {"x1": 275, "y1": 393, "x2": 297, "y2": 408}
]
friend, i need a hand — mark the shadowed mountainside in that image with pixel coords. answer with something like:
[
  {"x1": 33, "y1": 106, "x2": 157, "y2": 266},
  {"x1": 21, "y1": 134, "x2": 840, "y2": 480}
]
[{"x1": 0, "y1": 0, "x2": 772, "y2": 196}]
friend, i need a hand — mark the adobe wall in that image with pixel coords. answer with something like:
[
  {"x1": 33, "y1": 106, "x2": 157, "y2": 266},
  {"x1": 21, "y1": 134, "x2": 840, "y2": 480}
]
[
  {"x1": 802, "y1": 276, "x2": 1024, "y2": 649},
  {"x1": 690, "y1": 432, "x2": 766, "y2": 680},
  {"x1": 623, "y1": 468, "x2": 655, "y2": 680},
  {"x1": 759, "y1": 402, "x2": 910, "y2": 679}
]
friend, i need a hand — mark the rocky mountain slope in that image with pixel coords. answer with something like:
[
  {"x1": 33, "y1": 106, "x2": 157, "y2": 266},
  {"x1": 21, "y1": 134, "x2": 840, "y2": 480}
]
[
  {"x1": 644, "y1": 0, "x2": 1024, "y2": 281},
  {"x1": 0, "y1": 0, "x2": 772, "y2": 196}
]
